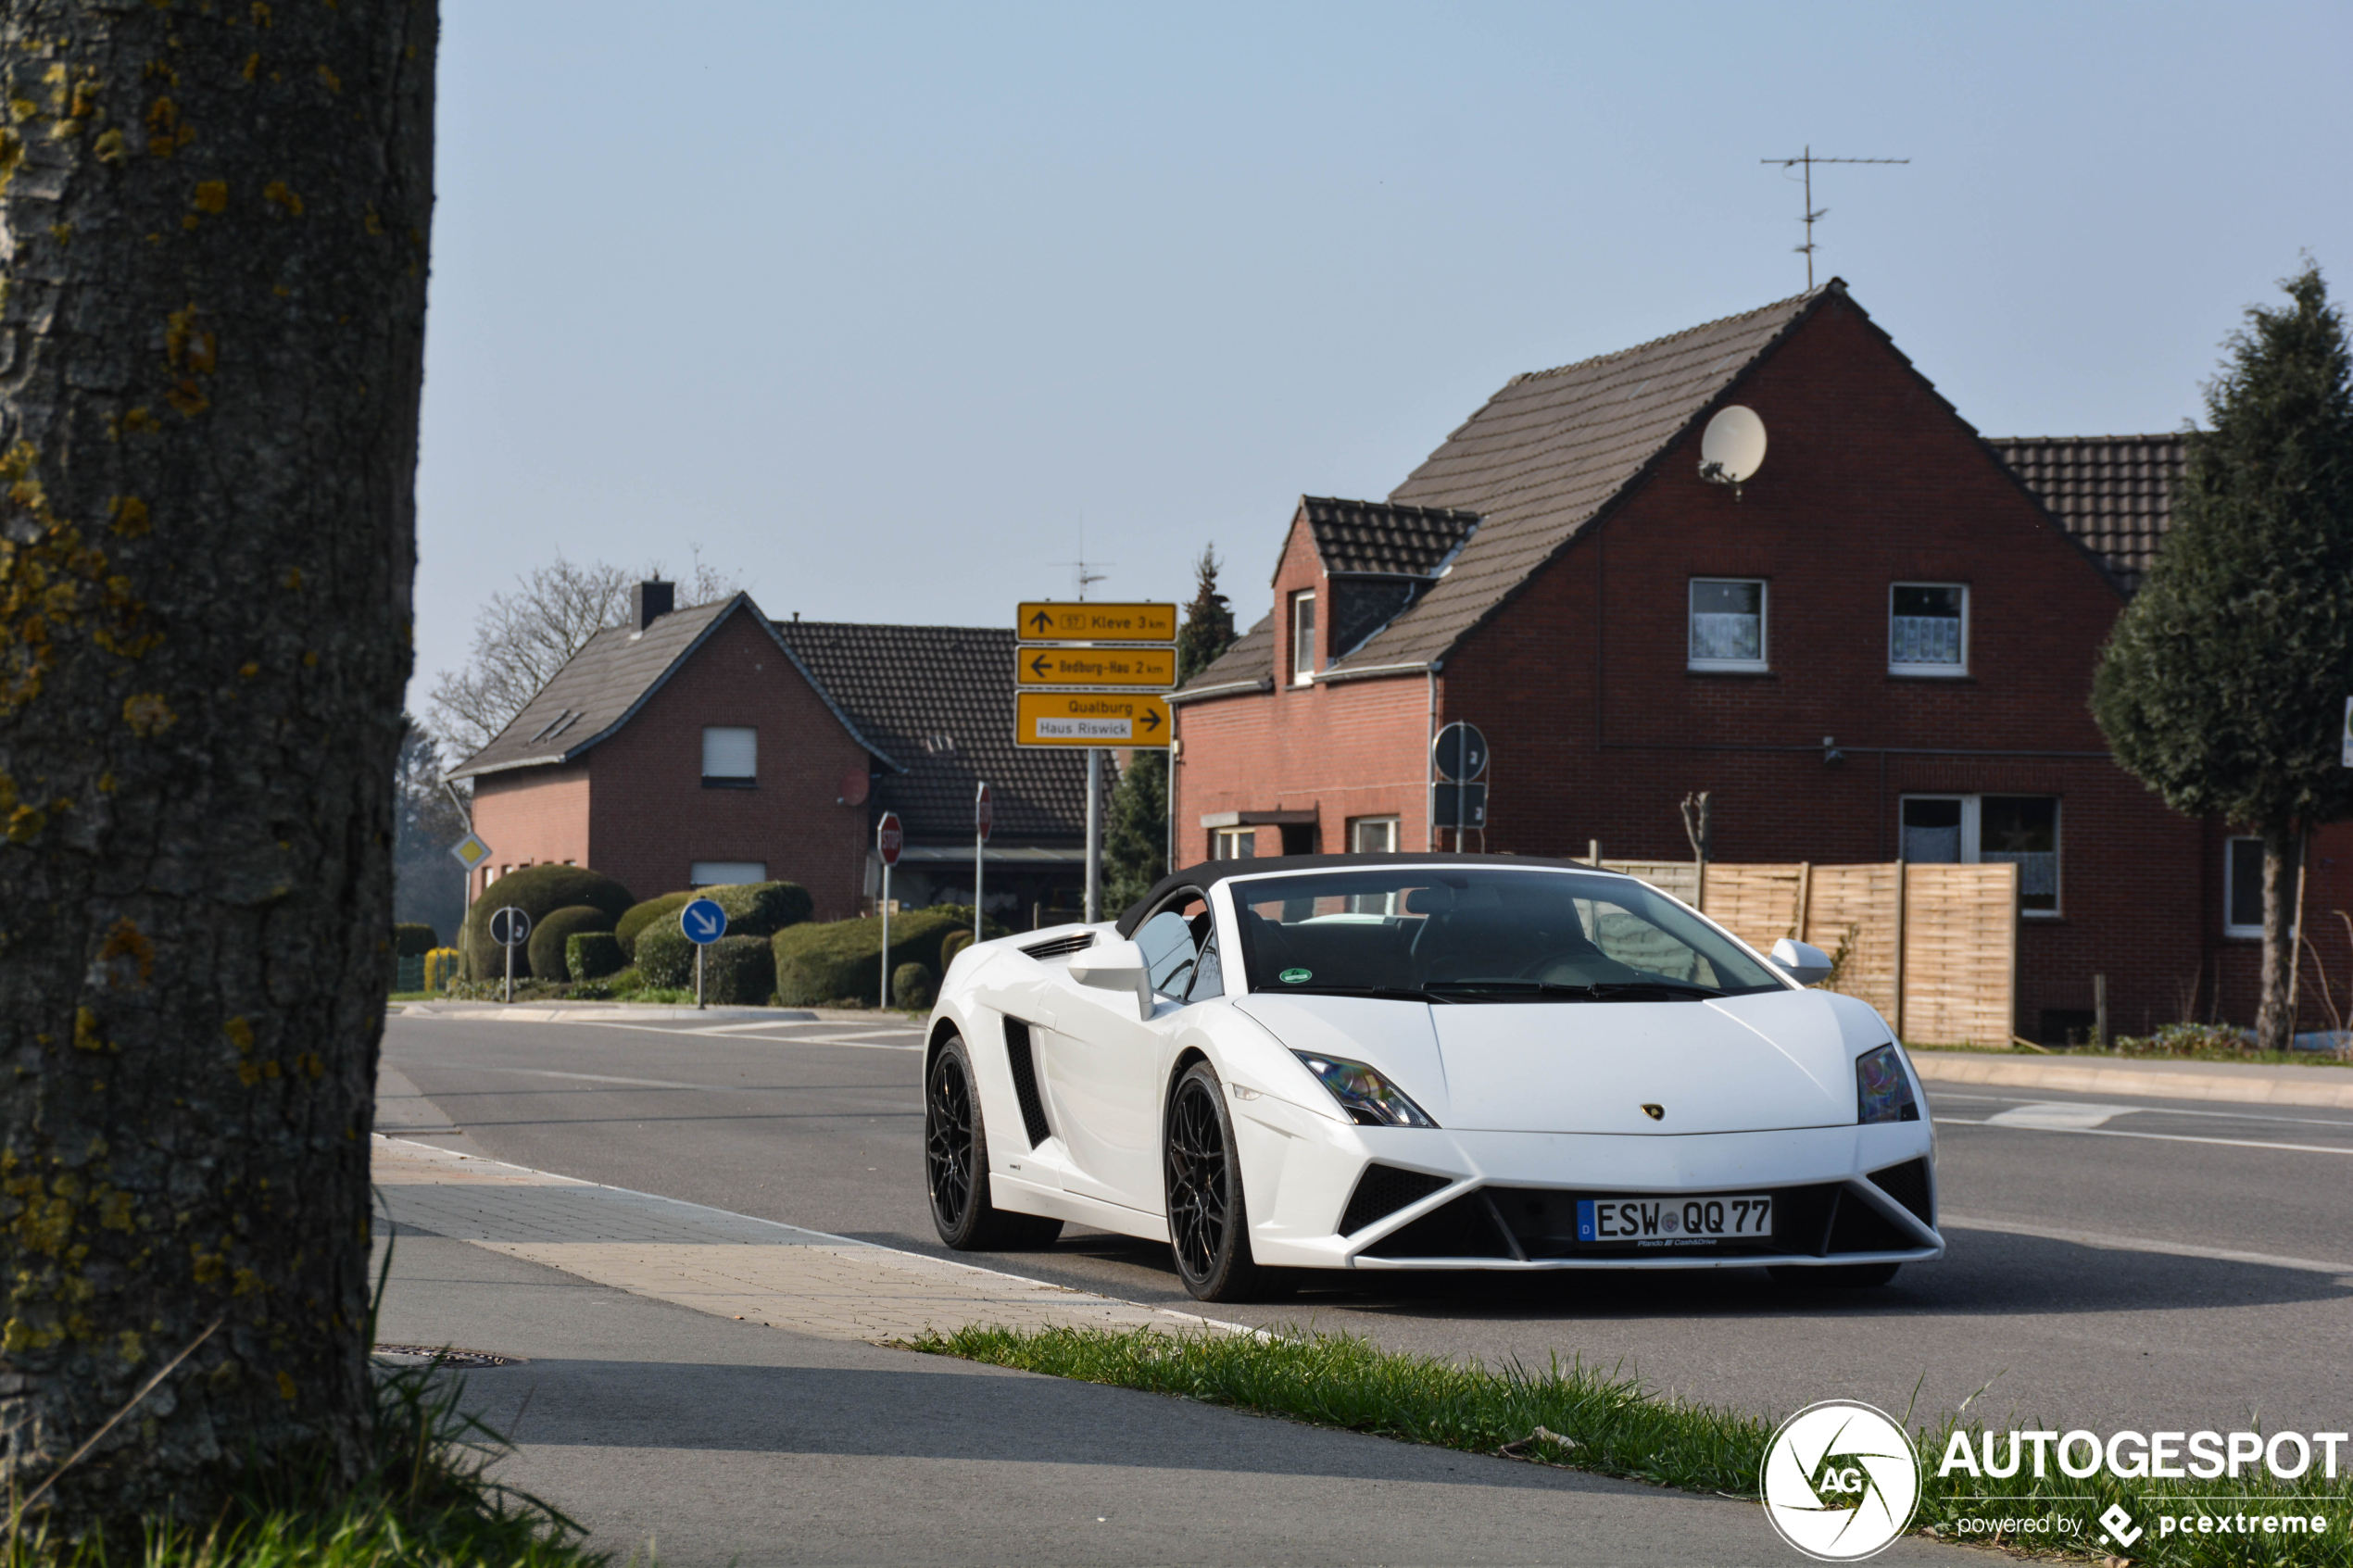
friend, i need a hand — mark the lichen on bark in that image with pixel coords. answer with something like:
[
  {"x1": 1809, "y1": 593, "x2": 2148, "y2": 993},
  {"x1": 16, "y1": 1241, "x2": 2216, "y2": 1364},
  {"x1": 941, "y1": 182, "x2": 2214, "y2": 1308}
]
[{"x1": 0, "y1": 0, "x2": 434, "y2": 1531}]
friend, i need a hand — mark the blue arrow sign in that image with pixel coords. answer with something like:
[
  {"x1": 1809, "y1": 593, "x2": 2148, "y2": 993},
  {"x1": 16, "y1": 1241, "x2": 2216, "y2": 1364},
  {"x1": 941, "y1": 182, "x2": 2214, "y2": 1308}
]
[{"x1": 680, "y1": 897, "x2": 727, "y2": 945}]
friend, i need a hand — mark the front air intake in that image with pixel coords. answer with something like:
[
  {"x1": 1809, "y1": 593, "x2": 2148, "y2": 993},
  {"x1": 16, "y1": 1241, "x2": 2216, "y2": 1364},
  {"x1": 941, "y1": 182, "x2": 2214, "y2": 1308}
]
[
  {"x1": 1001, "y1": 1019, "x2": 1052, "y2": 1148},
  {"x1": 1338, "y1": 1165, "x2": 1451, "y2": 1236},
  {"x1": 1021, "y1": 930, "x2": 1095, "y2": 960},
  {"x1": 1358, "y1": 1191, "x2": 1516, "y2": 1260},
  {"x1": 1867, "y1": 1159, "x2": 1933, "y2": 1227}
]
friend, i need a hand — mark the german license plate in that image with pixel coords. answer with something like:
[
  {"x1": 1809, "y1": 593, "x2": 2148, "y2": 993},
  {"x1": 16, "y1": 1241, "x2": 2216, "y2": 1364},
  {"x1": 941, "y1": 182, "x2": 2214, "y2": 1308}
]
[{"x1": 1577, "y1": 1194, "x2": 1772, "y2": 1243}]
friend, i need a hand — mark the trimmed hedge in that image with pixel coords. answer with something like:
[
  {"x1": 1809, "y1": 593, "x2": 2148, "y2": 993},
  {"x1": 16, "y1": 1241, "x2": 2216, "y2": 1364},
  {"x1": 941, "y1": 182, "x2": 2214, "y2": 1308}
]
[
  {"x1": 774, "y1": 905, "x2": 1010, "y2": 1007},
  {"x1": 566, "y1": 932, "x2": 626, "y2": 982},
  {"x1": 706, "y1": 881, "x2": 813, "y2": 939},
  {"x1": 938, "y1": 927, "x2": 976, "y2": 972},
  {"x1": 528, "y1": 906, "x2": 616, "y2": 979},
  {"x1": 704, "y1": 935, "x2": 776, "y2": 1005},
  {"x1": 892, "y1": 961, "x2": 937, "y2": 1010},
  {"x1": 615, "y1": 891, "x2": 694, "y2": 960},
  {"x1": 394, "y1": 922, "x2": 440, "y2": 957},
  {"x1": 635, "y1": 924, "x2": 696, "y2": 988},
  {"x1": 462, "y1": 865, "x2": 635, "y2": 980}
]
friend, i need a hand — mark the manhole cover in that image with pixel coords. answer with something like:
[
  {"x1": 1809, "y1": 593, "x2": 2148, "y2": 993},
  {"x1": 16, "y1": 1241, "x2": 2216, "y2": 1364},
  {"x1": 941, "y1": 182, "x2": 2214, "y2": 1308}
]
[{"x1": 371, "y1": 1344, "x2": 523, "y2": 1369}]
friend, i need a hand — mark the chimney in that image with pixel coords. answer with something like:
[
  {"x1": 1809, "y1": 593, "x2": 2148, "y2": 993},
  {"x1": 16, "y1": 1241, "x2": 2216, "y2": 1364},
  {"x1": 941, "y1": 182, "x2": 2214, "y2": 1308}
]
[{"x1": 633, "y1": 580, "x2": 674, "y2": 631}]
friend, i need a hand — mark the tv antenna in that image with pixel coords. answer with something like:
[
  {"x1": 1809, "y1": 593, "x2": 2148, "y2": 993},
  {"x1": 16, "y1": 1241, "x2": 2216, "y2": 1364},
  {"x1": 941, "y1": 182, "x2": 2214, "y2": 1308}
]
[
  {"x1": 1070, "y1": 510, "x2": 1110, "y2": 600},
  {"x1": 1760, "y1": 146, "x2": 1908, "y2": 288}
]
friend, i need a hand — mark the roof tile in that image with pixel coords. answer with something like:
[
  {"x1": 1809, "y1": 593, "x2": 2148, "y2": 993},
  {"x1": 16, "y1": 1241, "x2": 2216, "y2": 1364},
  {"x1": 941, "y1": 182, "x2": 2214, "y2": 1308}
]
[{"x1": 1989, "y1": 433, "x2": 2185, "y2": 594}]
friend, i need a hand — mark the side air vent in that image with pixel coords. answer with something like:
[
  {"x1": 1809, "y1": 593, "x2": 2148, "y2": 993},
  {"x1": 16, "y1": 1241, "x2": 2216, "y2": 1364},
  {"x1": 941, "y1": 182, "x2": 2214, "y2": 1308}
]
[
  {"x1": 1826, "y1": 1186, "x2": 1916, "y2": 1254},
  {"x1": 1001, "y1": 1019, "x2": 1052, "y2": 1148},
  {"x1": 1867, "y1": 1159, "x2": 1934, "y2": 1227},
  {"x1": 1338, "y1": 1165, "x2": 1451, "y2": 1236},
  {"x1": 1359, "y1": 1191, "x2": 1516, "y2": 1260},
  {"x1": 1021, "y1": 930, "x2": 1096, "y2": 960}
]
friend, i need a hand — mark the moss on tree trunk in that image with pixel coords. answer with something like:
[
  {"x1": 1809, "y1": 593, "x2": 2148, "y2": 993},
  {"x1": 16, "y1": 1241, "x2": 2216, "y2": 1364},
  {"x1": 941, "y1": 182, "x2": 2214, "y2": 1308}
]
[{"x1": 0, "y1": 0, "x2": 434, "y2": 1531}]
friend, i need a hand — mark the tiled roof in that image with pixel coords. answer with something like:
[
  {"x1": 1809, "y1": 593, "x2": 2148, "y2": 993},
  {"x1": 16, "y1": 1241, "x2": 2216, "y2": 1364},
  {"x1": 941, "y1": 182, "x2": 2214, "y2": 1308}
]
[
  {"x1": 1990, "y1": 433, "x2": 2185, "y2": 594},
  {"x1": 1302, "y1": 495, "x2": 1480, "y2": 578},
  {"x1": 773, "y1": 621, "x2": 1086, "y2": 845},
  {"x1": 447, "y1": 596, "x2": 892, "y2": 781},
  {"x1": 1350, "y1": 284, "x2": 1829, "y2": 671},
  {"x1": 1169, "y1": 612, "x2": 1274, "y2": 704}
]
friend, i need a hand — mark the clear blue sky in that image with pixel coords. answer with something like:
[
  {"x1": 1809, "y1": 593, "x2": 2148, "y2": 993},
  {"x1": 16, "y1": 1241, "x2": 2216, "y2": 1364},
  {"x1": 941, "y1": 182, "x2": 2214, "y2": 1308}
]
[{"x1": 409, "y1": 1, "x2": 2353, "y2": 720}]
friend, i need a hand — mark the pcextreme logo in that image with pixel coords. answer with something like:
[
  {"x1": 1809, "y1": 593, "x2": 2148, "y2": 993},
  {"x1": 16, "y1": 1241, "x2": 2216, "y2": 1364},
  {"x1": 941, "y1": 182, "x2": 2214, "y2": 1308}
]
[{"x1": 1761, "y1": 1400, "x2": 1922, "y2": 1562}]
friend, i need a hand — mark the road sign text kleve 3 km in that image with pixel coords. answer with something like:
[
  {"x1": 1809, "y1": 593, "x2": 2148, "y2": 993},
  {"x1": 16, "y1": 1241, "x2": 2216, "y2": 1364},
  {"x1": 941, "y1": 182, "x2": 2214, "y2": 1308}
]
[{"x1": 1017, "y1": 601, "x2": 1177, "y2": 644}]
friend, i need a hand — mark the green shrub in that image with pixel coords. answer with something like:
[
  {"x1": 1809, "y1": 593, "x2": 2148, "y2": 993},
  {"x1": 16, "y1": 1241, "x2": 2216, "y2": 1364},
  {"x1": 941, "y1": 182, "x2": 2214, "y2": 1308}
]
[
  {"x1": 461, "y1": 864, "x2": 635, "y2": 980},
  {"x1": 528, "y1": 905, "x2": 616, "y2": 978},
  {"x1": 615, "y1": 890, "x2": 695, "y2": 959},
  {"x1": 774, "y1": 905, "x2": 1009, "y2": 1006},
  {"x1": 893, "y1": 961, "x2": 937, "y2": 1010},
  {"x1": 705, "y1": 880, "x2": 814, "y2": 939},
  {"x1": 939, "y1": 926, "x2": 977, "y2": 972},
  {"x1": 567, "y1": 931, "x2": 626, "y2": 982},
  {"x1": 705, "y1": 935, "x2": 777, "y2": 1005},
  {"x1": 393, "y1": 922, "x2": 440, "y2": 957},
  {"x1": 635, "y1": 923, "x2": 696, "y2": 988}
]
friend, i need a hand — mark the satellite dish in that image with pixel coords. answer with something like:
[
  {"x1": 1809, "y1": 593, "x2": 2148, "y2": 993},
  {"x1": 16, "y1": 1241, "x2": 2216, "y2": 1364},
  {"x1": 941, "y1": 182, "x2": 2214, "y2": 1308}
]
[
  {"x1": 837, "y1": 770, "x2": 870, "y2": 807},
  {"x1": 1698, "y1": 406, "x2": 1768, "y2": 494}
]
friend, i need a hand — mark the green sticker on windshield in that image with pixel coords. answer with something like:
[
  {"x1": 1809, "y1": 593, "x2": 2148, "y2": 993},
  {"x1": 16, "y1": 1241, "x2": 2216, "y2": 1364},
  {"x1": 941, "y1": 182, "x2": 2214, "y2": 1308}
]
[{"x1": 1279, "y1": 968, "x2": 1312, "y2": 985}]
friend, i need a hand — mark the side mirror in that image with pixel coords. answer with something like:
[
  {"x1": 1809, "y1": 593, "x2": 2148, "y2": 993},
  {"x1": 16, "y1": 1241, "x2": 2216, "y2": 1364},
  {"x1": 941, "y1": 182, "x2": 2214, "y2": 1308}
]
[
  {"x1": 1770, "y1": 936, "x2": 1833, "y2": 987},
  {"x1": 1068, "y1": 938, "x2": 1152, "y2": 1020}
]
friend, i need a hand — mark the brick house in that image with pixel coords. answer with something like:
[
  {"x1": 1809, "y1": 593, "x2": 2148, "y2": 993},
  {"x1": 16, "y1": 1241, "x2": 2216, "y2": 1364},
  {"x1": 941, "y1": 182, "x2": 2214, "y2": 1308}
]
[
  {"x1": 447, "y1": 585, "x2": 1086, "y2": 924},
  {"x1": 1170, "y1": 280, "x2": 2330, "y2": 1040}
]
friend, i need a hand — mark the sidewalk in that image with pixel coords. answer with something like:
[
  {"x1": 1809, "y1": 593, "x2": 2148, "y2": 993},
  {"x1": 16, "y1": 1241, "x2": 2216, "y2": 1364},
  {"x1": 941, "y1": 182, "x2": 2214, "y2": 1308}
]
[
  {"x1": 371, "y1": 1135, "x2": 1975, "y2": 1566},
  {"x1": 396, "y1": 999, "x2": 915, "y2": 1025},
  {"x1": 1911, "y1": 1047, "x2": 2353, "y2": 1108}
]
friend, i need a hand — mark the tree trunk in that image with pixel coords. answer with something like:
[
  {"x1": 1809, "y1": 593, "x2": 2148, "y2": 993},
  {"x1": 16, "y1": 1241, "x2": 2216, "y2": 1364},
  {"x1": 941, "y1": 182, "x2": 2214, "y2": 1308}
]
[
  {"x1": 0, "y1": 1, "x2": 434, "y2": 1532},
  {"x1": 2256, "y1": 824, "x2": 2305, "y2": 1053}
]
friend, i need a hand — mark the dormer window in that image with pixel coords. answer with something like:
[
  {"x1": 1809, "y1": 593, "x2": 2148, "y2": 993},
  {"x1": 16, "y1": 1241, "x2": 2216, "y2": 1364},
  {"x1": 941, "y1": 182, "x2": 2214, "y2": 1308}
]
[{"x1": 1290, "y1": 591, "x2": 1316, "y2": 685}]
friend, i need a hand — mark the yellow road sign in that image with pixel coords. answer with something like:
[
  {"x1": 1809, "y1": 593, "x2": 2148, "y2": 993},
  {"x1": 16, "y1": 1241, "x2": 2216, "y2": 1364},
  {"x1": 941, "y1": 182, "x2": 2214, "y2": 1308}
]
[
  {"x1": 1016, "y1": 645, "x2": 1177, "y2": 689},
  {"x1": 1015, "y1": 691, "x2": 1171, "y2": 748},
  {"x1": 1017, "y1": 601, "x2": 1176, "y2": 644}
]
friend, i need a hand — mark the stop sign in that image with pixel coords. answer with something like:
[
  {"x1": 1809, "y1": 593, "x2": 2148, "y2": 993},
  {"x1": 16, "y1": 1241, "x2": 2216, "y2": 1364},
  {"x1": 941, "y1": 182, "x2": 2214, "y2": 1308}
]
[
  {"x1": 975, "y1": 781, "x2": 993, "y2": 843},
  {"x1": 877, "y1": 810, "x2": 903, "y2": 867}
]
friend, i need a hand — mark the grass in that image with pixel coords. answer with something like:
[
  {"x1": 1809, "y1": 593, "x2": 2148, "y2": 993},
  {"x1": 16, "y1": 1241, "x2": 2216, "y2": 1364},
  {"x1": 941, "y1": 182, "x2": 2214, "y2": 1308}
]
[
  {"x1": 1916, "y1": 1035, "x2": 2352, "y2": 1070},
  {"x1": 907, "y1": 1323, "x2": 2353, "y2": 1565}
]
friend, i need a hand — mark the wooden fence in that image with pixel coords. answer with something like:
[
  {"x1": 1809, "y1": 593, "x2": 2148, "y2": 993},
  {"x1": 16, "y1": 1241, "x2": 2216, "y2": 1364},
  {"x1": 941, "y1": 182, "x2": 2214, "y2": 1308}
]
[{"x1": 1604, "y1": 859, "x2": 2019, "y2": 1047}]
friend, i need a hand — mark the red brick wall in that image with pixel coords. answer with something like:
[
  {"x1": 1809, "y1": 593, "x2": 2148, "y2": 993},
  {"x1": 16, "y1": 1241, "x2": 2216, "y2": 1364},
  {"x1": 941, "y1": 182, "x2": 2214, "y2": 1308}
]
[
  {"x1": 1179, "y1": 295, "x2": 2233, "y2": 1037},
  {"x1": 464, "y1": 606, "x2": 873, "y2": 922}
]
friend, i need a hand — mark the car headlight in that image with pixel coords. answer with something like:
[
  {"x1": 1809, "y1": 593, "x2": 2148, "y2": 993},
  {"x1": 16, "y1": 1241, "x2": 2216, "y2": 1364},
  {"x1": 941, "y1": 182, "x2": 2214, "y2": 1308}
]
[
  {"x1": 1856, "y1": 1042, "x2": 1919, "y2": 1124},
  {"x1": 1290, "y1": 1051, "x2": 1439, "y2": 1128}
]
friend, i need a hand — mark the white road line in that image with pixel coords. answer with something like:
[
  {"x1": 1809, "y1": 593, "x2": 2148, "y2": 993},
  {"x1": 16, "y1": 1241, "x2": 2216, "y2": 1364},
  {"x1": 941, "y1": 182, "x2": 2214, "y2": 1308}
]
[
  {"x1": 1931, "y1": 1091, "x2": 2353, "y2": 1131},
  {"x1": 1942, "y1": 1212, "x2": 2353, "y2": 1276},
  {"x1": 1934, "y1": 1116, "x2": 2353, "y2": 1156},
  {"x1": 1982, "y1": 1102, "x2": 2139, "y2": 1130},
  {"x1": 574, "y1": 1022, "x2": 921, "y2": 1050},
  {"x1": 461, "y1": 1067, "x2": 719, "y2": 1090}
]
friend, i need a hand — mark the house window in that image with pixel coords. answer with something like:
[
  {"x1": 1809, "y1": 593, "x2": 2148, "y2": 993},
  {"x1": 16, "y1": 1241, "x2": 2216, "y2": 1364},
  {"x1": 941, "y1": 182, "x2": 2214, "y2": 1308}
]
[
  {"x1": 702, "y1": 726, "x2": 757, "y2": 787},
  {"x1": 1212, "y1": 827, "x2": 1257, "y2": 859},
  {"x1": 1689, "y1": 579, "x2": 1768, "y2": 671},
  {"x1": 690, "y1": 860, "x2": 766, "y2": 886},
  {"x1": 1290, "y1": 591, "x2": 1316, "y2": 685},
  {"x1": 1890, "y1": 583, "x2": 1968, "y2": 675},
  {"x1": 1901, "y1": 795, "x2": 2059, "y2": 914},
  {"x1": 1350, "y1": 817, "x2": 1399, "y2": 853},
  {"x1": 2225, "y1": 837, "x2": 2268, "y2": 938}
]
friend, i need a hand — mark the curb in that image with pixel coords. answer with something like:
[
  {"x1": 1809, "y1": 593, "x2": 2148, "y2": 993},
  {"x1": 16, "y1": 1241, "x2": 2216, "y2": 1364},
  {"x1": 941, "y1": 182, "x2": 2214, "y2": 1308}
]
[
  {"x1": 1912, "y1": 1049, "x2": 2353, "y2": 1110},
  {"x1": 401, "y1": 1003, "x2": 815, "y2": 1022}
]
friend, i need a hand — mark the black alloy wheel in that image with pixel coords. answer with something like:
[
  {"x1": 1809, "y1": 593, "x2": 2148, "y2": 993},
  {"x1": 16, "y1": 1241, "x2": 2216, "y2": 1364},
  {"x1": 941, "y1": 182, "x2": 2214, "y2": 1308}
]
[
  {"x1": 1164, "y1": 1060, "x2": 1285, "y2": 1301},
  {"x1": 925, "y1": 1033, "x2": 1063, "y2": 1251}
]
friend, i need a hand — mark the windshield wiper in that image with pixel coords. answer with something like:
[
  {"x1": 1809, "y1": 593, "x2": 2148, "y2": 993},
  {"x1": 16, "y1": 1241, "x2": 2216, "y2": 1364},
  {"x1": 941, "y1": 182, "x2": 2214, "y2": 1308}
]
[
  {"x1": 1579, "y1": 981, "x2": 1722, "y2": 1000},
  {"x1": 1264, "y1": 984, "x2": 1455, "y2": 1004}
]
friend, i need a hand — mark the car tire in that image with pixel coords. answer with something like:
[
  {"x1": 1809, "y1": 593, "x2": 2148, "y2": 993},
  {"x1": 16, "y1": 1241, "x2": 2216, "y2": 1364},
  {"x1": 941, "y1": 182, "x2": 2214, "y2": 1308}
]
[
  {"x1": 1768, "y1": 1262, "x2": 1901, "y2": 1288},
  {"x1": 926, "y1": 1033, "x2": 1064, "y2": 1251},
  {"x1": 1164, "y1": 1060, "x2": 1285, "y2": 1302}
]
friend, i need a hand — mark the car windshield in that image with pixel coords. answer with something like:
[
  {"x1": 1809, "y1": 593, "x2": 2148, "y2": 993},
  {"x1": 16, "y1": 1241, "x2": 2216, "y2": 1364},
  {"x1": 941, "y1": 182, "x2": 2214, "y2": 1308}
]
[{"x1": 1230, "y1": 866, "x2": 1786, "y2": 999}]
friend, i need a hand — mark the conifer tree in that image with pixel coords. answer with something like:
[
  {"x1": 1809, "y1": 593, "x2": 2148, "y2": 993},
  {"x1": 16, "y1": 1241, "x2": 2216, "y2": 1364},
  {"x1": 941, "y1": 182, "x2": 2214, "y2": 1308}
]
[
  {"x1": 1104, "y1": 546, "x2": 1238, "y2": 904},
  {"x1": 2092, "y1": 265, "x2": 2353, "y2": 1050}
]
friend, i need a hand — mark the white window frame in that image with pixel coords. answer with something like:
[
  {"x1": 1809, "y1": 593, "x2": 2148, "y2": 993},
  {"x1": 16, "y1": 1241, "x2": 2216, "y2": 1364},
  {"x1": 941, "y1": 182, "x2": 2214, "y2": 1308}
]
[
  {"x1": 1900, "y1": 793, "x2": 2061, "y2": 917},
  {"x1": 2224, "y1": 836, "x2": 2266, "y2": 939},
  {"x1": 1290, "y1": 591, "x2": 1316, "y2": 685},
  {"x1": 1687, "y1": 578, "x2": 1769, "y2": 672},
  {"x1": 1889, "y1": 582, "x2": 1969, "y2": 677},
  {"x1": 701, "y1": 725, "x2": 758, "y2": 784},
  {"x1": 1212, "y1": 826, "x2": 1257, "y2": 859},
  {"x1": 1349, "y1": 816, "x2": 1399, "y2": 853},
  {"x1": 690, "y1": 859, "x2": 766, "y2": 887}
]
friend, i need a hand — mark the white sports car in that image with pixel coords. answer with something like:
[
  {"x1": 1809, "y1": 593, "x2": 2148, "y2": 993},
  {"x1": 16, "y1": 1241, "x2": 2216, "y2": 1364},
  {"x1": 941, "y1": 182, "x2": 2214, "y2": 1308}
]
[{"x1": 922, "y1": 854, "x2": 1941, "y2": 1302}]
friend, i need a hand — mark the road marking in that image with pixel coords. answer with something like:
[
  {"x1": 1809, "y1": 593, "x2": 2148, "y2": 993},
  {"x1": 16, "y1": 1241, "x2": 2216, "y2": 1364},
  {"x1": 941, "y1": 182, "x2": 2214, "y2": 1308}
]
[
  {"x1": 1942, "y1": 1212, "x2": 2353, "y2": 1276},
  {"x1": 1931, "y1": 1091, "x2": 2353, "y2": 1131},
  {"x1": 463, "y1": 1067, "x2": 720, "y2": 1090},
  {"x1": 574, "y1": 1022, "x2": 922, "y2": 1050},
  {"x1": 1934, "y1": 1117, "x2": 2353, "y2": 1156},
  {"x1": 1982, "y1": 1101, "x2": 2139, "y2": 1130}
]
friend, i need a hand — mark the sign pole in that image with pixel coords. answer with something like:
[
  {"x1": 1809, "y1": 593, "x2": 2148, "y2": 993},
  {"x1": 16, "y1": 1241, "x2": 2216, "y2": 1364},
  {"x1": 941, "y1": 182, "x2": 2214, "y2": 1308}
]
[
  {"x1": 1085, "y1": 748, "x2": 1101, "y2": 923},
  {"x1": 975, "y1": 825, "x2": 983, "y2": 944},
  {"x1": 875, "y1": 811, "x2": 904, "y2": 1008},
  {"x1": 505, "y1": 935, "x2": 513, "y2": 1003},
  {"x1": 880, "y1": 855, "x2": 891, "y2": 1008},
  {"x1": 696, "y1": 944, "x2": 704, "y2": 1010}
]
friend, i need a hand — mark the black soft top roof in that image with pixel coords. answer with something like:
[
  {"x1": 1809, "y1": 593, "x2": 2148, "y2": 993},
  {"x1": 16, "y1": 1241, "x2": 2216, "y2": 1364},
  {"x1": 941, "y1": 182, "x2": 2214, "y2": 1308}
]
[{"x1": 1114, "y1": 852, "x2": 1631, "y2": 937}]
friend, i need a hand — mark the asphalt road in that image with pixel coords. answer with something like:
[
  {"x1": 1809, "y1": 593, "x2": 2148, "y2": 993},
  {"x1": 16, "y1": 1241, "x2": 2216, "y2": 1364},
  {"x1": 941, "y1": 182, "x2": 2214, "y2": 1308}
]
[{"x1": 381, "y1": 1010, "x2": 2353, "y2": 1437}]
